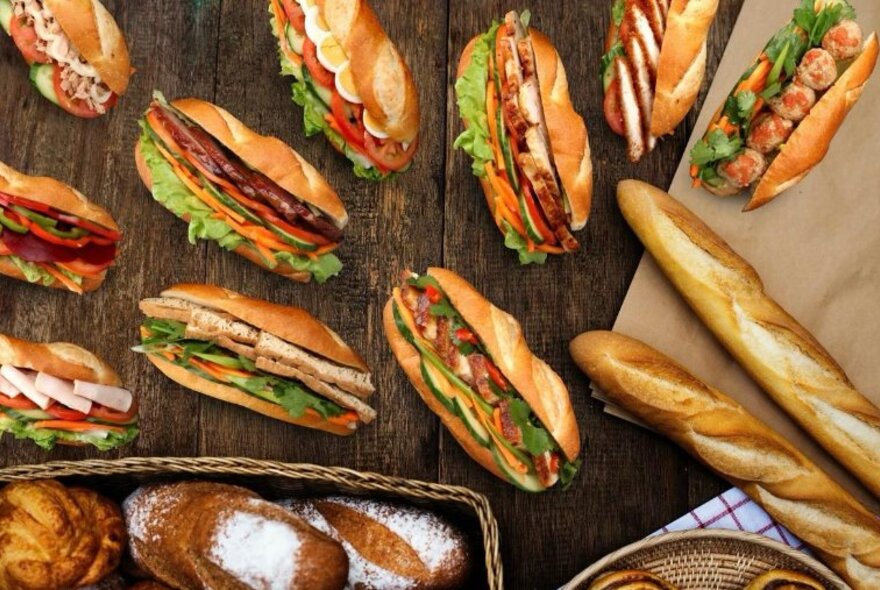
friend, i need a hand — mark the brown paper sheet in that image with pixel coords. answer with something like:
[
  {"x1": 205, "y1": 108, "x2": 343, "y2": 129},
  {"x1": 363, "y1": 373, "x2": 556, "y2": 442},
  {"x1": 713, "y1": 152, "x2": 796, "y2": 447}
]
[{"x1": 598, "y1": 0, "x2": 880, "y2": 511}]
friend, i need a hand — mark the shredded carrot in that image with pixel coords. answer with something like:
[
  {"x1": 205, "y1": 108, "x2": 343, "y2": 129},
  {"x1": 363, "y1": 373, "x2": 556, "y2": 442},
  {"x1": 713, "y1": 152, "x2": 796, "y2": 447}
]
[
  {"x1": 325, "y1": 410, "x2": 359, "y2": 426},
  {"x1": 33, "y1": 420, "x2": 126, "y2": 434},
  {"x1": 188, "y1": 358, "x2": 233, "y2": 382},
  {"x1": 535, "y1": 243, "x2": 565, "y2": 254},
  {"x1": 480, "y1": 409, "x2": 528, "y2": 474},
  {"x1": 690, "y1": 164, "x2": 700, "y2": 178},
  {"x1": 146, "y1": 111, "x2": 187, "y2": 156},
  {"x1": 165, "y1": 157, "x2": 248, "y2": 225},
  {"x1": 139, "y1": 326, "x2": 151, "y2": 338},
  {"x1": 486, "y1": 81, "x2": 506, "y2": 172},
  {"x1": 39, "y1": 264, "x2": 83, "y2": 294},
  {"x1": 484, "y1": 164, "x2": 522, "y2": 224},
  {"x1": 270, "y1": 0, "x2": 303, "y2": 67},
  {"x1": 162, "y1": 352, "x2": 176, "y2": 362},
  {"x1": 738, "y1": 58, "x2": 771, "y2": 92},
  {"x1": 55, "y1": 262, "x2": 103, "y2": 279}
]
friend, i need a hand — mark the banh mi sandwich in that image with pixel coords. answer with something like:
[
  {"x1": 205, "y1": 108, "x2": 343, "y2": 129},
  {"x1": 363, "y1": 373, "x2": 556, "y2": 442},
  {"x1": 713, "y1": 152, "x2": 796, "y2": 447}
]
[
  {"x1": 455, "y1": 11, "x2": 592, "y2": 265},
  {"x1": 689, "y1": 0, "x2": 878, "y2": 210},
  {"x1": 135, "y1": 284, "x2": 375, "y2": 435},
  {"x1": 0, "y1": 161, "x2": 122, "y2": 293},
  {"x1": 135, "y1": 92, "x2": 347, "y2": 284},
  {"x1": 0, "y1": 0, "x2": 130, "y2": 117},
  {"x1": 268, "y1": 0, "x2": 420, "y2": 180},
  {"x1": 384, "y1": 268, "x2": 581, "y2": 492},
  {"x1": 602, "y1": 0, "x2": 720, "y2": 161},
  {"x1": 0, "y1": 333, "x2": 138, "y2": 450}
]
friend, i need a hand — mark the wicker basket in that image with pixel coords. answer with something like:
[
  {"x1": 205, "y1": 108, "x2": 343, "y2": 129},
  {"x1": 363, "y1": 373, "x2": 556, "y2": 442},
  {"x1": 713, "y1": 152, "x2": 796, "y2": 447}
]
[
  {"x1": 0, "y1": 456, "x2": 502, "y2": 590},
  {"x1": 562, "y1": 529, "x2": 848, "y2": 590}
]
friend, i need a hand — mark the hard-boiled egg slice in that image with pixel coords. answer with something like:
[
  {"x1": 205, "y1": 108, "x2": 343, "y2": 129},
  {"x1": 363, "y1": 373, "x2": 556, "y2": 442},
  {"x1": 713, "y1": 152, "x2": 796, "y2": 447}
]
[
  {"x1": 363, "y1": 110, "x2": 389, "y2": 139},
  {"x1": 305, "y1": 5, "x2": 331, "y2": 43},
  {"x1": 335, "y1": 64, "x2": 362, "y2": 104},
  {"x1": 317, "y1": 35, "x2": 348, "y2": 73}
]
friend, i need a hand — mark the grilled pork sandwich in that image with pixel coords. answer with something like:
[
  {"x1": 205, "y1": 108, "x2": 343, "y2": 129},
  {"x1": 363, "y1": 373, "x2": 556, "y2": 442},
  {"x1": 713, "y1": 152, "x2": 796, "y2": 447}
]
[
  {"x1": 601, "y1": 0, "x2": 719, "y2": 162},
  {"x1": 135, "y1": 93, "x2": 347, "y2": 284},
  {"x1": 0, "y1": 333, "x2": 138, "y2": 450},
  {"x1": 136, "y1": 284, "x2": 375, "y2": 436},
  {"x1": 268, "y1": 0, "x2": 420, "y2": 180},
  {"x1": 1, "y1": 0, "x2": 130, "y2": 117},
  {"x1": 689, "y1": 0, "x2": 877, "y2": 210},
  {"x1": 384, "y1": 268, "x2": 581, "y2": 492},
  {"x1": 455, "y1": 11, "x2": 592, "y2": 265},
  {"x1": 0, "y1": 161, "x2": 121, "y2": 293}
]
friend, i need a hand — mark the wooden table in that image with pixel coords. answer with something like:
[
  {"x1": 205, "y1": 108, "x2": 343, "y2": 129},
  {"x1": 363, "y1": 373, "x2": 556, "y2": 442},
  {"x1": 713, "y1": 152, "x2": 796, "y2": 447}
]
[{"x1": 0, "y1": 0, "x2": 745, "y2": 587}]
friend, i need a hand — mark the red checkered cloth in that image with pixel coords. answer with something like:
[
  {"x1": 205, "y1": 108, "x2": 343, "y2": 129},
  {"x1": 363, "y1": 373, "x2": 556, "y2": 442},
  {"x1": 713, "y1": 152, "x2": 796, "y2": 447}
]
[{"x1": 653, "y1": 488, "x2": 808, "y2": 552}]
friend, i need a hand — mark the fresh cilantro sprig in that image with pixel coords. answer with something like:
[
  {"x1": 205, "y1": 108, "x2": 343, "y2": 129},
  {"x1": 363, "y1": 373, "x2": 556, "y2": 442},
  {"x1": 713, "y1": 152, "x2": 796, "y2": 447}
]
[
  {"x1": 690, "y1": 129, "x2": 744, "y2": 168},
  {"x1": 794, "y1": 0, "x2": 856, "y2": 46}
]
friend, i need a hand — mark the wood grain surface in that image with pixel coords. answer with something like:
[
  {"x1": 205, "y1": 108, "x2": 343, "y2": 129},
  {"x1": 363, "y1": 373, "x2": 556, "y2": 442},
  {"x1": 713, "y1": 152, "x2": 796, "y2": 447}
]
[{"x1": 0, "y1": 0, "x2": 744, "y2": 587}]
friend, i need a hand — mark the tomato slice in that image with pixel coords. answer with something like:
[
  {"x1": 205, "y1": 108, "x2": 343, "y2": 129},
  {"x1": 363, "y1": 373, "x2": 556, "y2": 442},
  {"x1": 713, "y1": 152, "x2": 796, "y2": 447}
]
[
  {"x1": 281, "y1": 0, "x2": 306, "y2": 34},
  {"x1": 56, "y1": 258, "x2": 111, "y2": 277},
  {"x1": 0, "y1": 393, "x2": 38, "y2": 410},
  {"x1": 330, "y1": 91, "x2": 366, "y2": 150},
  {"x1": 302, "y1": 38, "x2": 335, "y2": 89},
  {"x1": 51, "y1": 65, "x2": 118, "y2": 119},
  {"x1": 46, "y1": 404, "x2": 88, "y2": 421},
  {"x1": 604, "y1": 76, "x2": 626, "y2": 137},
  {"x1": 364, "y1": 134, "x2": 418, "y2": 172},
  {"x1": 89, "y1": 401, "x2": 138, "y2": 424},
  {"x1": 9, "y1": 14, "x2": 51, "y2": 65}
]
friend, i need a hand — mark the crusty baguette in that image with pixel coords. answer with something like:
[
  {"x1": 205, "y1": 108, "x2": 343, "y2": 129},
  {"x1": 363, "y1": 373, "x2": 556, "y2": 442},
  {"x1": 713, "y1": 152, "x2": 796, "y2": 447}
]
[
  {"x1": 0, "y1": 332, "x2": 120, "y2": 385},
  {"x1": 134, "y1": 144, "x2": 312, "y2": 283},
  {"x1": 617, "y1": 179, "x2": 880, "y2": 499},
  {"x1": 650, "y1": 0, "x2": 719, "y2": 137},
  {"x1": 569, "y1": 331, "x2": 880, "y2": 590},
  {"x1": 458, "y1": 29, "x2": 592, "y2": 231},
  {"x1": 43, "y1": 0, "x2": 131, "y2": 95},
  {"x1": 320, "y1": 0, "x2": 419, "y2": 144},
  {"x1": 747, "y1": 33, "x2": 879, "y2": 211},
  {"x1": 170, "y1": 98, "x2": 347, "y2": 226},
  {"x1": 145, "y1": 355, "x2": 355, "y2": 436}
]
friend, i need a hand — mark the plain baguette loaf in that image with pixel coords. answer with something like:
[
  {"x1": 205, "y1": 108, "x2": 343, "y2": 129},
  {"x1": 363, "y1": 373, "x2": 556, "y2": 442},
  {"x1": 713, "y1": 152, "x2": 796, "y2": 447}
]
[
  {"x1": 617, "y1": 179, "x2": 880, "y2": 499},
  {"x1": 570, "y1": 330, "x2": 880, "y2": 590}
]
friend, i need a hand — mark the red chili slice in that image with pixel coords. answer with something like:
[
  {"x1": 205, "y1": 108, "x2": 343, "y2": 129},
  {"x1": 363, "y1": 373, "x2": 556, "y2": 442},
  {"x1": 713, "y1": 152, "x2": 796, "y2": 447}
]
[{"x1": 424, "y1": 285, "x2": 442, "y2": 304}]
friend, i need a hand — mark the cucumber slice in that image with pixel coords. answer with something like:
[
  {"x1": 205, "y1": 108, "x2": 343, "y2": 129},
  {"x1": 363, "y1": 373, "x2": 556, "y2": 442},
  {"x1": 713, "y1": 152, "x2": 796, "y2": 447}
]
[
  {"x1": 454, "y1": 397, "x2": 491, "y2": 448},
  {"x1": 518, "y1": 192, "x2": 545, "y2": 244},
  {"x1": 0, "y1": 0, "x2": 12, "y2": 35},
  {"x1": 491, "y1": 446, "x2": 545, "y2": 492},
  {"x1": 496, "y1": 102, "x2": 520, "y2": 193},
  {"x1": 191, "y1": 351, "x2": 243, "y2": 369},
  {"x1": 603, "y1": 63, "x2": 616, "y2": 92},
  {"x1": 418, "y1": 344, "x2": 495, "y2": 416},
  {"x1": 286, "y1": 23, "x2": 305, "y2": 55},
  {"x1": 421, "y1": 360, "x2": 456, "y2": 414},
  {"x1": 5, "y1": 408, "x2": 53, "y2": 421},
  {"x1": 267, "y1": 222, "x2": 318, "y2": 252},
  {"x1": 198, "y1": 175, "x2": 264, "y2": 226},
  {"x1": 302, "y1": 70, "x2": 332, "y2": 107},
  {"x1": 30, "y1": 64, "x2": 59, "y2": 105}
]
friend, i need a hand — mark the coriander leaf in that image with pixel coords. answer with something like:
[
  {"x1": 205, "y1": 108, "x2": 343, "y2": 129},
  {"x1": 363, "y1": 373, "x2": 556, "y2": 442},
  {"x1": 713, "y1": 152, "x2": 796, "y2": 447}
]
[
  {"x1": 429, "y1": 299, "x2": 458, "y2": 320},
  {"x1": 612, "y1": 0, "x2": 626, "y2": 26},
  {"x1": 600, "y1": 41, "x2": 624, "y2": 82},
  {"x1": 736, "y1": 90, "x2": 757, "y2": 121},
  {"x1": 690, "y1": 130, "x2": 743, "y2": 168}
]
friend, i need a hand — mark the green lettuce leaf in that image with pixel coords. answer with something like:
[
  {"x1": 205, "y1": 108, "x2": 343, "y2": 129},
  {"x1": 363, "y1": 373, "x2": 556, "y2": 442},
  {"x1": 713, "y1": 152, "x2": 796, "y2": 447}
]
[
  {"x1": 453, "y1": 23, "x2": 499, "y2": 177},
  {"x1": 502, "y1": 222, "x2": 547, "y2": 265},
  {"x1": 6, "y1": 255, "x2": 55, "y2": 285},
  {"x1": 274, "y1": 250, "x2": 342, "y2": 284},
  {"x1": 508, "y1": 398, "x2": 556, "y2": 456},
  {"x1": 1, "y1": 414, "x2": 139, "y2": 451}
]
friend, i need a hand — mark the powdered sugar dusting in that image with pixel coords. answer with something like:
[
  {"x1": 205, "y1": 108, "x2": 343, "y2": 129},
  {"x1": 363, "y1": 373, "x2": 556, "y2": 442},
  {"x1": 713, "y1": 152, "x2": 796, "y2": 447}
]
[
  {"x1": 123, "y1": 486, "x2": 176, "y2": 560},
  {"x1": 209, "y1": 510, "x2": 302, "y2": 590}
]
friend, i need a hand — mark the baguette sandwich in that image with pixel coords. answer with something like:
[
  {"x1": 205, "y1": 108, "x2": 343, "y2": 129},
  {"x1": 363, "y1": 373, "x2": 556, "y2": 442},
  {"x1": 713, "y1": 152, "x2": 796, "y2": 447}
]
[
  {"x1": 616, "y1": 179, "x2": 880, "y2": 499},
  {"x1": 384, "y1": 268, "x2": 581, "y2": 492},
  {"x1": 689, "y1": 0, "x2": 878, "y2": 210},
  {"x1": 135, "y1": 92, "x2": 347, "y2": 284},
  {"x1": 602, "y1": 0, "x2": 720, "y2": 161},
  {"x1": 0, "y1": 160, "x2": 122, "y2": 293},
  {"x1": 1, "y1": 0, "x2": 130, "y2": 117},
  {"x1": 135, "y1": 284, "x2": 375, "y2": 435},
  {"x1": 570, "y1": 331, "x2": 880, "y2": 590},
  {"x1": 454, "y1": 10, "x2": 592, "y2": 265},
  {"x1": 268, "y1": 0, "x2": 420, "y2": 180},
  {"x1": 0, "y1": 333, "x2": 139, "y2": 450}
]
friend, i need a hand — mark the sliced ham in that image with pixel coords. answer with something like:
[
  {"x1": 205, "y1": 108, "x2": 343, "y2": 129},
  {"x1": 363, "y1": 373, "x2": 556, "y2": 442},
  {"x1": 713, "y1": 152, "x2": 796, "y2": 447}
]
[
  {"x1": 35, "y1": 372, "x2": 92, "y2": 414},
  {"x1": 0, "y1": 365, "x2": 50, "y2": 409},
  {"x1": 0, "y1": 374, "x2": 20, "y2": 398},
  {"x1": 73, "y1": 380, "x2": 133, "y2": 413}
]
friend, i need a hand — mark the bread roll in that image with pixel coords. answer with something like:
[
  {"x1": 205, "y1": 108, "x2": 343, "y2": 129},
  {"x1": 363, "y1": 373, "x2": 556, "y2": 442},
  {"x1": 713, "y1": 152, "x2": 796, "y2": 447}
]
[
  {"x1": 0, "y1": 332, "x2": 121, "y2": 386},
  {"x1": 617, "y1": 179, "x2": 880, "y2": 499},
  {"x1": 570, "y1": 331, "x2": 880, "y2": 590},
  {"x1": 281, "y1": 496, "x2": 471, "y2": 589},
  {"x1": 744, "y1": 569, "x2": 824, "y2": 590},
  {"x1": 588, "y1": 569, "x2": 678, "y2": 590},
  {"x1": 0, "y1": 479, "x2": 126, "y2": 590}
]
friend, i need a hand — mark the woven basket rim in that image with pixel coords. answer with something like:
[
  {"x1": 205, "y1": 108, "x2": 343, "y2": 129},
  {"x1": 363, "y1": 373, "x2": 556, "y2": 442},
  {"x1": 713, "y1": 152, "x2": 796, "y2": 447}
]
[
  {"x1": 0, "y1": 456, "x2": 503, "y2": 590},
  {"x1": 562, "y1": 528, "x2": 849, "y2": 590}
]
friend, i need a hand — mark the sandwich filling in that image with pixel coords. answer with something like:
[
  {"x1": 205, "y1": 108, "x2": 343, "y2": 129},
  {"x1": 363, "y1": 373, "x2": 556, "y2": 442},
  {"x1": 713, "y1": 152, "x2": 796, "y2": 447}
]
[
  {"x1": 138, "y1": 92, "x2": 344, "y2": 283},
  {"x1": 689, "y1": 0, "x2": 863, "y2": 193},
  {"x1": 1, "y1": 0, "x2": 117, "y2": 117},
  {"x1": 392, "y1": 272, "x2": 579, "y2": 491},
  {"x1": 0, "y1": 364, "x2": 137, "y2": 450},
  {"x1": 455, "y1": 11, "x2": 577, "y2": 265},
  {"x1": 601, "y1": 0, "x2": 668, "y2": 162},
  {"x1": 0, "y1": 190, "x2": 120, "y2": 293},
  {"x1": 135, "y1": 296, "x2": 376, "y2": 432},
  {"x1": 269, "y1": 0, "x2": 417, "y2": 180}
]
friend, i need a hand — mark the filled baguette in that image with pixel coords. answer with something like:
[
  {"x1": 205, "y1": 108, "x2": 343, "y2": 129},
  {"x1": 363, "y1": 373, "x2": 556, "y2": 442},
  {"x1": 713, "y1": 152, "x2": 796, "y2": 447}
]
[
  {"x1": 268, "y1": 0, "x2": 420, "y2": 180},
  {"x1": 616, "y1": 179, "x2": 880, "y2": 499},
  {"x1": 455, "y1": 10, "x2": 592, "y2": 265},
  {"x1": 1, "y1": 0, "x2": 131, "y2": 117},
  {"x1": 570, "y1": 331, "x2": 880, "y2": 590},
  {"x1": 0, "y1": 161, "x2": 122, "y2": 293},
  {"x1": 689, "y1": 0, "x2": 878, "y2": 210},
  {"x1": 602, "y1": 0, "x2": 720, "y2": 161},
  {"x1": 135, "y1": 92, "x2": 347, "y2": 284},
  {"x1": 135, "y1": 283, "x2": 375, "y2": 435},
  {"x1": 384, "y1": 268, "x2": 581, "y2": 492}
]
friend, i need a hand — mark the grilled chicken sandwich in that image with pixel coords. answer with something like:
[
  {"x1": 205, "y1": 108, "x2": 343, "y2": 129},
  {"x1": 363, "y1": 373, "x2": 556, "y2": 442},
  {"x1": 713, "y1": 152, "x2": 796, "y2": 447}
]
[
  {"x1": 455, "y1": 10, "x2": 592, "y2": 265},
  {"x1": 135, "y1": 92, "x2": 347, "y2": 284},
  {"x1": 136, "y1": 284, "x2": 375, "y2": 436},
  {"x1": 1, "y1": 0, "x2": 131, "y2": 117}
]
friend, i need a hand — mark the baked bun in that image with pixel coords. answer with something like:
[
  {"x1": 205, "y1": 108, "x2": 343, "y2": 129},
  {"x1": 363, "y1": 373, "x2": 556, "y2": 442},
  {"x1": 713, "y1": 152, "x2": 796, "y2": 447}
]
[
  {"x1": 588, "y1": 569, "x2": 678, "y2": 590},
  {"x1": 123, "y1": 482, "x2": 348, "y2": 590},
  {"x1": 0, "y1": 332, "x2": 121, "y2": 385},
  {"x1": 744, "y1": 569, "x2": 824, "y2": 590},
  {"x1": 0, "y1": 479, "x2": 126, "y2": 590},
  {"x1": 281, "y1": 496, "x2": 471, "y2": 589}
]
